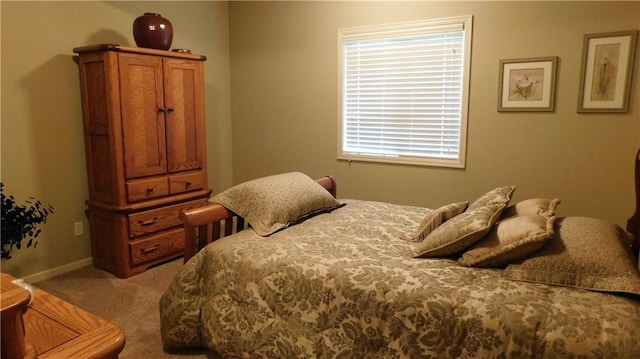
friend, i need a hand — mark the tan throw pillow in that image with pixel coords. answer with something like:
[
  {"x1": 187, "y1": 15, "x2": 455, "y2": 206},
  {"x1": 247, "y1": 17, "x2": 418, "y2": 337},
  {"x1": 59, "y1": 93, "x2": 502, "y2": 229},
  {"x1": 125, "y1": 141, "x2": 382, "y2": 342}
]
[
  {"x1": 459, "y1": 198, "x2": 560, "y2": 267},
  {"x1": 502, "y1": 198, "x2": 560, "y2": 218},
  {"x1": 403, "y1": 201, "x2": 468, "y2": 242},
  {"x1": 503, "y1": 217, "x2": 640, "y2": 296},
  {"x1": 414, "y1": 186, "x2": 516, "y2": 257},
  {"x1": 467, "y1": 185, "x2": 518, "y2": 211},
  {"x1": 211, "y1": 172, "x2": 344, "y2": 236}
]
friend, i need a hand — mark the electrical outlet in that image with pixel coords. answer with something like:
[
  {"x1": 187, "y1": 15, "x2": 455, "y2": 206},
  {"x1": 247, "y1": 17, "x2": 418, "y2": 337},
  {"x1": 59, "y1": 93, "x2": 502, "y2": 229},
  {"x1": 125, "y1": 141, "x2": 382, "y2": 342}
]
[{"x1": 74, "y1": 221, "x2": 84, "y2": 237}]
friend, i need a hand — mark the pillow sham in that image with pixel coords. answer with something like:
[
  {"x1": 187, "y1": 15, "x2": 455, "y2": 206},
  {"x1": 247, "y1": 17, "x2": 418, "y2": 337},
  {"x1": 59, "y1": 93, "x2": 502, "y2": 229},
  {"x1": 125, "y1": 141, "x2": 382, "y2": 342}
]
[
  {"x1": 503, "y1": 216, "x2": 640, "y2": 296},
  {"x1": 414, "y1": 186, "x2": 516, "y2": 258},
  {"x1": 467, "y1": 185, "x2": 518, "y2": 211},
  {"x1": 210, "y1": 172, "x2": 344, "y2": 236},
  {"x1": 403, "y1": 201, "x2": 468, "y2": 242},
  {"x1": 459, "y1": 198, "x2": 560, "y2": 267}
]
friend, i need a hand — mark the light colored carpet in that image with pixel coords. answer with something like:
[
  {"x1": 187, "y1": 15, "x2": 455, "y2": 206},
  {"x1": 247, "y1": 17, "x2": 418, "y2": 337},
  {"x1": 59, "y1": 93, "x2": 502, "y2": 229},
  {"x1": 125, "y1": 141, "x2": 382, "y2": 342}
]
[{"x1": 33, "y1": 259, "x2": 220, "y2": 359}]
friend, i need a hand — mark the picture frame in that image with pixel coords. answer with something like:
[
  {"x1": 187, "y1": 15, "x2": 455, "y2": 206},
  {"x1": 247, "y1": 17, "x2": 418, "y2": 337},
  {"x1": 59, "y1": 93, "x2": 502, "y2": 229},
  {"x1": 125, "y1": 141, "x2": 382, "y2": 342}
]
[
  {"x1": 498, "y1": 56, "x2": 558, "y2": 112},
  {"x1": 577, "y1": 30, "x2": 638, "y2": 113}
]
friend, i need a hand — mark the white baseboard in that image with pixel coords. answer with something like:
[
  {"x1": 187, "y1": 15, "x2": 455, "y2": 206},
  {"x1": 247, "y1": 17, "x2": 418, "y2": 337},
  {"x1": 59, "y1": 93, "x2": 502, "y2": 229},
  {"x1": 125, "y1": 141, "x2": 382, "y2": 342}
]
[{"x1": 23, "y1": 257, "x2": 94, "y2": 284}]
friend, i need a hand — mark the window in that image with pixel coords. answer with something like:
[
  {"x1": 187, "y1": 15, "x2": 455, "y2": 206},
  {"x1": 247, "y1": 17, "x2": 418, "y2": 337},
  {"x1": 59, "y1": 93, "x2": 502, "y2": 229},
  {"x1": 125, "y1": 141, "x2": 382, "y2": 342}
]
[{"x1": 338, "y1": 16, "x2": 473, "y2": 168}]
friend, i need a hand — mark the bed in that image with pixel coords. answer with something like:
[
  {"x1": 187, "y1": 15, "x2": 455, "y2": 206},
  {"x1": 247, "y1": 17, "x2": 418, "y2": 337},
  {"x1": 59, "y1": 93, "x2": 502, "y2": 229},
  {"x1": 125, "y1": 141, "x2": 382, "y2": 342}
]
[{"x1": 160, "y1": 164, "x2": 640, "y2": 357}]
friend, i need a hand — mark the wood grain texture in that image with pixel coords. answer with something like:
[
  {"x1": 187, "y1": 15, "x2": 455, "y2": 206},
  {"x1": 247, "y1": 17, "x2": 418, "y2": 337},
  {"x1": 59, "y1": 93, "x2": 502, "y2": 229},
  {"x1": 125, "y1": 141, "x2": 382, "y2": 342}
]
[
  {"x1": 74, "y1": 45, "x2": 210, "y2": 277},
  {"x1": 2, "y1": 273, "x2": 125, "y2": 359},
  {"x1": 1, "y1": 273, "x2": 33, "y2": 359}
]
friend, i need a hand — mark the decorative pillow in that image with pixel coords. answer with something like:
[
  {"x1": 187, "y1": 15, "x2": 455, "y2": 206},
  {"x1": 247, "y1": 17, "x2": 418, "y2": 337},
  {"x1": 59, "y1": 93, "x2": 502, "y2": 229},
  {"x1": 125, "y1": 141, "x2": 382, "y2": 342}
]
[
  {"x1": 210, "y1": 172, "x2": 344, "y2": 236},
  {"x1": 467, "y1": 185, "x2": 518, "y2": 211},
  {"x1": 459, "y1": 198, "x2": 561, "y2": 267},
  {"x1": 503, "y1": 217, "x2": 640, "y2": 296},
  {"x1": 501, "y1": 198, "x2": 560, "y2": 218},
  {"x1": 414, "y1": 186, "x2": 516, "y2": 257},
  {"x1": 402, "y1": 201, "x2": 468, "y2": 242}
]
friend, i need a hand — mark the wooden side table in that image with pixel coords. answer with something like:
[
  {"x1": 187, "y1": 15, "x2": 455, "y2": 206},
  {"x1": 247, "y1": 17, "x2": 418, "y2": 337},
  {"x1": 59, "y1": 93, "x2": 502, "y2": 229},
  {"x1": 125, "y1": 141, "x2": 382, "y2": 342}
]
[
  {"x1": 1, "y1": 273, "x2": 126, "y2": 358},
  {"x1": 1, "y1": 273, "x2": 36, "y2": 359}
]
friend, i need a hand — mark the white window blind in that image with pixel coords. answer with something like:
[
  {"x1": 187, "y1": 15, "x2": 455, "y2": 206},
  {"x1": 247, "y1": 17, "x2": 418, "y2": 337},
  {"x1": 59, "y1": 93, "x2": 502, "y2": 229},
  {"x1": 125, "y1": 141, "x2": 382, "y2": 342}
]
[{"x1": 338, "y1": 16, "x2": 472, "y2": 168}]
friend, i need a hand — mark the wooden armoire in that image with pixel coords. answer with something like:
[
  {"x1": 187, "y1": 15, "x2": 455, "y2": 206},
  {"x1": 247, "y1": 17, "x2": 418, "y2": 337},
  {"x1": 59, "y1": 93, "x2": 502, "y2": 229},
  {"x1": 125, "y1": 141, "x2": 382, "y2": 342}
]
[{"x1": 73, "y1": 44, "x2": 211, "y2": 278}]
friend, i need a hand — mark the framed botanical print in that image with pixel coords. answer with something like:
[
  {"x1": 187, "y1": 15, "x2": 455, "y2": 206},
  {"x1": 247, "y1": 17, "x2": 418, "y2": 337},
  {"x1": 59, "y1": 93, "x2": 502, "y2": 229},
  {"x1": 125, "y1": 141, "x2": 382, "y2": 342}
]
[
  {"x1": 578, "y1": 30, "x2": 638, "y2": 113},
  {"x1": 498, "y1": 56, "x2": 558, "y2": 112}
]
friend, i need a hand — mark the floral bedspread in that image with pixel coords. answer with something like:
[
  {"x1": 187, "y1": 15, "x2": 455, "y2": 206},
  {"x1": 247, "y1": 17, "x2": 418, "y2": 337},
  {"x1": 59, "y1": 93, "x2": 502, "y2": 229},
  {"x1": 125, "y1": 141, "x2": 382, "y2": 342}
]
[{"x1": 160, "y1": 199, "x2": 640, "y2": 358}]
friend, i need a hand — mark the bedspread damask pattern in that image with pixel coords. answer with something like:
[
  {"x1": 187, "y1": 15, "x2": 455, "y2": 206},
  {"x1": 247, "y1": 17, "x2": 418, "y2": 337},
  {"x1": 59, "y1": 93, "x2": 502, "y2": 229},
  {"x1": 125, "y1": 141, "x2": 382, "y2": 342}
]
[{"x1": 160, "y1": 200, "x2": 640, "y2": 358}]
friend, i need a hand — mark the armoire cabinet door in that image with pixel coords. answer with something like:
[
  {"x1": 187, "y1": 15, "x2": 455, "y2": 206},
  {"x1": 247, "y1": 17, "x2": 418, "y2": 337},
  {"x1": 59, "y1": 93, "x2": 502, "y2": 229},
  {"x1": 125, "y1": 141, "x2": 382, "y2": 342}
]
[
  {"x1": 119, "y1": 53, "x2": 168, "y2": 179},
  {"x1": 163, "y1": 59, "x2": 206, "y2": 173}
]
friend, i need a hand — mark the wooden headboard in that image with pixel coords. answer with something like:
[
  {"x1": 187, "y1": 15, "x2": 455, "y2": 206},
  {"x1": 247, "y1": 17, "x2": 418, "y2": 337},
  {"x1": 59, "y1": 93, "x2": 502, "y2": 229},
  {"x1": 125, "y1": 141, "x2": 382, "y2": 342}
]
[
  {"x1": 180, "y1": 175, "x2": 337, "y2": 262},
  {"x1": 626, "y1": 148, "x2": 640, "y2": 261}
]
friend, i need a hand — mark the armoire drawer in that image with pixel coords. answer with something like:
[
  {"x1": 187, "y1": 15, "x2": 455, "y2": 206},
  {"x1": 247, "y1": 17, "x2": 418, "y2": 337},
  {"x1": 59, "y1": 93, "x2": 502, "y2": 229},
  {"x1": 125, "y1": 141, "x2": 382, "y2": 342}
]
[
  {"x1": 126, "y1": 177, "x2": 170, "y2": 202},
  {"x1": 130, "y1": 228, "x2": 184, "y2": 266},
  {"x1": 128, "y1": 199, "x2": 208, "y2": 238},
  {"x1": 170, "y1": 171, "x2": 204, "y2": 195}
]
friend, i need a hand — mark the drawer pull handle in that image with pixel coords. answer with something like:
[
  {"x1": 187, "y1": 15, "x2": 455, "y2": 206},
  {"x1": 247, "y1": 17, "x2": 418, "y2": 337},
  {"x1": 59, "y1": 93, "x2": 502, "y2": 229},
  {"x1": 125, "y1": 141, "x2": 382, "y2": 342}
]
[
  {"x1": 141, "y1": 245, "x2": 160, "y2": 254},
  {"x1": 146, "y1": 188, "x2": 154, "y2": 194},
  {"x1": 185, "y1": 181, "x2": 192, "y2": 187},
  {"x1": 138, "y1": 217, "x2": 158, "y2": 226}
]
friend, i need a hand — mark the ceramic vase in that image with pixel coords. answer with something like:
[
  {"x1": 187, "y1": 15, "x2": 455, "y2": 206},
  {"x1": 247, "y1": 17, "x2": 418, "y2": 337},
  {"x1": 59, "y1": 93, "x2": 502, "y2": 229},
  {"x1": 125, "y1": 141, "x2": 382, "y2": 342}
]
[{"x1": 133, "y1": 13, "x2": 173, "y2": 50}]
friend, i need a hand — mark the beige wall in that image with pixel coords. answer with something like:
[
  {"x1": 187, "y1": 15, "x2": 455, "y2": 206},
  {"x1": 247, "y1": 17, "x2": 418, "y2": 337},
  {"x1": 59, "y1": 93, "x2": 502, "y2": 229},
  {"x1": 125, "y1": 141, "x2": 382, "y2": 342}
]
[
  {"x1": 1, "y1": 1, "x2": 232, "y2": 278},
  {"x1": 229, "y1": 2, "x2": 640, "y2": 226}
]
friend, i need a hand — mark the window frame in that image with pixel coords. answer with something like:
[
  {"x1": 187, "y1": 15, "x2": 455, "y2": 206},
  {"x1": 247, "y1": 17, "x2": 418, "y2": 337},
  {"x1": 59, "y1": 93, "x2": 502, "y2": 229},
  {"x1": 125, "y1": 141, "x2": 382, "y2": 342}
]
[{"x1": 337, "y1": 15, "x2": 473, "y2": 168}]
